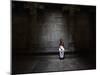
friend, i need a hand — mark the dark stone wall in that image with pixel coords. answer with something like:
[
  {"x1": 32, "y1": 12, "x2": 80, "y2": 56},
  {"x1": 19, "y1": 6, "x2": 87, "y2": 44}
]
[
  {"x1": 12, "y1": 1, "x2": 96, "y2": 54},
  {"x1": 12, "y1": 14, "x2": 30, "y2": 53}
]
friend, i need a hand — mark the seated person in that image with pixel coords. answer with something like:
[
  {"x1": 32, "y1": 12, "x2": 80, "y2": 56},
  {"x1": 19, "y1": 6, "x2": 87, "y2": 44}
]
[{"x1": 59, "y1": 39, "x2": 65, "y2": 59}]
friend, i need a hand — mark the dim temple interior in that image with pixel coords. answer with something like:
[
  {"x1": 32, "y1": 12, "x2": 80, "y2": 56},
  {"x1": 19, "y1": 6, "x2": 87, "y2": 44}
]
[{"x1": 12, "y1": 1, "x2": 96, "y2": 74}]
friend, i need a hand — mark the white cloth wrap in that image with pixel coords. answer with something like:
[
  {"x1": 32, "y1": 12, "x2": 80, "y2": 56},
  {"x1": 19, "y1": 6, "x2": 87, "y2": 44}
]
[{"x1": 59, "y1": 46, "x2": 65, "y2": 58}]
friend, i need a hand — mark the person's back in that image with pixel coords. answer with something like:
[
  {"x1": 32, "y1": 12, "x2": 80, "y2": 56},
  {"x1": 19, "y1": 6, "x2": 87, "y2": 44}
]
[{"x1": 59, "y1": 39, "x2": 65, "y2": 59}]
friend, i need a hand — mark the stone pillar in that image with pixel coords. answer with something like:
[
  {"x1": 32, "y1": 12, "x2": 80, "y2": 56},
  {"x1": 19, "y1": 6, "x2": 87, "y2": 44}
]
[
  {"x1": 29, "y1": 3, "x2": 38, "y2": 51},
  {"x1": 63, "y1": 5, "x2": 80, "y2": 51}
]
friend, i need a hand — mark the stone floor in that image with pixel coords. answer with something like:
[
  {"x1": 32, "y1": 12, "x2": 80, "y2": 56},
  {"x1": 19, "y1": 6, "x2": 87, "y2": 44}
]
[{"x1": 12, "y1": 54, "x2": 96, "y2": 74}]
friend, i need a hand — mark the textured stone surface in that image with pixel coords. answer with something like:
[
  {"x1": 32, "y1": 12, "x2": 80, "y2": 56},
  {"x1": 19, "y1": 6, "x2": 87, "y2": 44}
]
[
  {"x1": 12, "y1": 54, "x2": 96, "y2": 74},
  {"x1": 12, "y1": 2, "x2": 96, "y2": 74}
]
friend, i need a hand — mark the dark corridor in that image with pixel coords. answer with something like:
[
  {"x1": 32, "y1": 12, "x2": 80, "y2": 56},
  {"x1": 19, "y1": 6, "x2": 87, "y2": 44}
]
[{"x1": 12, "y1": 1, "x2": 96, "y2": 74}]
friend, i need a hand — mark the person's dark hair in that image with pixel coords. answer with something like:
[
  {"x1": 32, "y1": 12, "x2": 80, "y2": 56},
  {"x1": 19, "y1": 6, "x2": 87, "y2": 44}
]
[{"x1": 59, "y1": 38, "x2": 64, "y2": 46}]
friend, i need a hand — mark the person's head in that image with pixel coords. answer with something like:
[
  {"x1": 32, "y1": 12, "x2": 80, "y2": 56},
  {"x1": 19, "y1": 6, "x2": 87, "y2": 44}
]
[{"x1": 60, "y1": 38, "x2": 63, "y2": 42}]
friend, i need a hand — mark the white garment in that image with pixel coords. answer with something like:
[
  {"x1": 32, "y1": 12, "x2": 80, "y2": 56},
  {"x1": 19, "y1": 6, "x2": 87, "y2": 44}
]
[{"x1": 59, "y1": 46, "x2": 65, "y2": 58}]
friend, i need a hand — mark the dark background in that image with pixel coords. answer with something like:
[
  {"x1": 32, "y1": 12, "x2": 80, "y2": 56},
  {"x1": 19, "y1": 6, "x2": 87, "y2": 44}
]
[
  {"x1": 12, "y1": 1, "x2": 96, "y2": 74},
  {"x1": 12, "y1": 1, "x2": 96, "y2": 54}
]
